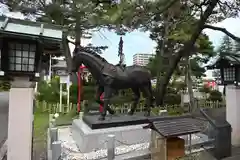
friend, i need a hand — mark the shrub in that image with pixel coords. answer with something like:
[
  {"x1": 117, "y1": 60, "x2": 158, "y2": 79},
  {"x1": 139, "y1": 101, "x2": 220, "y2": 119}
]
[
  {"x1": 0, "y1": 81, "x2": 11, "y2": 91},
  {"x1": 37, "y1": 77, "x2": 60, "y2": 103},
  {"x1": 153, "y1": 86, "x2": 181, "y2": 105},
  {"x1": 208, "y1": 90, "x2": 222, "y2": 101},
  {"x1": 199, "y1": 85, "x2": 211, "y2": 93},
  {"x1": 163, "y1": 93, "x2": 181, "y2": 105}
]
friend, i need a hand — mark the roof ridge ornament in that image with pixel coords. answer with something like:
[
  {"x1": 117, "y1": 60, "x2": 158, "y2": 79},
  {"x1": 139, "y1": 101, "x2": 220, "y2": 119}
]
[{"x1": 39, "y1": 24, "x2": 44, "y2": 36}]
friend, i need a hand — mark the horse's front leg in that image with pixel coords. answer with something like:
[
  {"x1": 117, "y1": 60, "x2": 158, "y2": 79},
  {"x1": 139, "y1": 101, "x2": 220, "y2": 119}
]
[
  {"x1": 128, "y1": 87, "x2": 140, "y2": 115},
  {"x1": 95, "y1": 85, "x2": 104, "y2": 111},
  {"x1": 140, "y1": 85, "x2": 152, "y2": 117},
  {"x1": 95, "y1": 85, "x2": 115, "y2": 115},
  {"x1": 98, "y1": 86, "x2": 114, "y2": 121}
]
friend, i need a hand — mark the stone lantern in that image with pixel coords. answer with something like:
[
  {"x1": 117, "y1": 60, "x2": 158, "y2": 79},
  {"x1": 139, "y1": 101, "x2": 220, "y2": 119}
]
[
  {"x1": 207, "y1": 55, "x2": 240, "y2": 85},
  {"x1": 0, "y1": 16, "x2": 70, "y2": 160}
]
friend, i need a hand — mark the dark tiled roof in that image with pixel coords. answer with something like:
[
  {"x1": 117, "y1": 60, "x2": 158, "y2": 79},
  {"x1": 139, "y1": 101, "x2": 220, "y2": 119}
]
[
  {"x1": 0, "y1": 16, "x2": 63, "y2": 40},
  {"x1": 207, "y1": 55, "x2": 240, "y2": 69},
  {"x1": 149, "y1": 116, "x2": 201, "y2": 138},
  {"x1": 0, "y1": 16, "x2": 67, "y2": 57},
  {"x1": 223, "y1": 155, "x2": 240, "y2": 160}
]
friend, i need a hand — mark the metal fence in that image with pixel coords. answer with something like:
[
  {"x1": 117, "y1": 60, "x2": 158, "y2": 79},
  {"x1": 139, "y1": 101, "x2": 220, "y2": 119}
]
[
  {"x1": 35, "y1": 100, "x2": 77, "y2": 114},
  {"x1": 35, "y1": 100, "x2": 226, "y2": 115},
  {"x1": 34, "y1": 100, "x2": 226, "y2": 160}
]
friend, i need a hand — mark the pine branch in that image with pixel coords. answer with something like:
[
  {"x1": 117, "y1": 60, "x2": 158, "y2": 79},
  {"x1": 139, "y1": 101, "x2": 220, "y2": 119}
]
[
  {"x1": 204, "y1": 24, "x2": 240, "y2": 42},
  {"x1": 67, "y1": 38, "x2": 108, "y2": 54}
]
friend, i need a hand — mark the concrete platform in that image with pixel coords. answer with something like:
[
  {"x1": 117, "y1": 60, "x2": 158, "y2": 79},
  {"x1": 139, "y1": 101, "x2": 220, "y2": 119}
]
[
  {"x1": 83, "y1": 113, "x2": 151, "y2": 129},
  {"x1": 72, "y1": 119, "x2": 151, "y2": 152}
]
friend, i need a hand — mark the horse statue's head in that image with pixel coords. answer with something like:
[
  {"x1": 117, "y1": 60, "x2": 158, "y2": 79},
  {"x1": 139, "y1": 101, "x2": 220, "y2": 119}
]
[
  {"x1": 71, "y1": 46, "x2": 107, "y2": 74},
  {"x1": 71, "y1": 46, "x2": 84, "y2": 72}
]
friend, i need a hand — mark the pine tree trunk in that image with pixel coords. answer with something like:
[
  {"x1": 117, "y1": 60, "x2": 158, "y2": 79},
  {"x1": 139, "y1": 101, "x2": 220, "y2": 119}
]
[
  {"x1": 155, "y1": 13, "x2": 169, "y2": 104},
  {"x1": 75, "y1": 16, "x2": 82, "y2": 47},
  {"x1": 155, "y1": 0, "x2": 218, "y2": 105},
  {"x1": 75, "y1": 27, "x2": 81, "y2": 46},
  {"x1": 186, "y1": 57, "x2": 195, "y2": 112}
]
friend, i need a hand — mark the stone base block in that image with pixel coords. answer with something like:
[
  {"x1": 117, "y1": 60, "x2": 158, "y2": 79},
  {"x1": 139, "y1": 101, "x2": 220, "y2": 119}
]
[
  {"x1": 83, "y1": 113, "x2": 150, "y2": 129},
  {"x1": 72, "y1": 119, "x2": 151, "y2": 152}
]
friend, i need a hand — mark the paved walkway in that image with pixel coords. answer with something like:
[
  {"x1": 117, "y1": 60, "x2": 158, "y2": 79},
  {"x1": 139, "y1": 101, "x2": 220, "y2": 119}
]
[{"x1": 0, "y1": 92, "x2": 8, "y2": 146}]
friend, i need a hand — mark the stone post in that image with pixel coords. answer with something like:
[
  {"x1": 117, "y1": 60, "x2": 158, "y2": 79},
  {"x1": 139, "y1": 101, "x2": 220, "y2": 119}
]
[
  {"x1": 107, "y1": 134, "x2": 115, "y2": 160},
  {"x1": 7, "y1": 79, "x2": 34, "y2": 160},
  {"x1": 226, "y1": 85, "x2": 240, "y2": 146}
]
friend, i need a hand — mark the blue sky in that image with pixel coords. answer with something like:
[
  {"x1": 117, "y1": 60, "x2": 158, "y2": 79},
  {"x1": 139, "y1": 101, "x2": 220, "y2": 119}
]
[{"x1": 91, "y1": 29, "x2": 156, "y2": 65}]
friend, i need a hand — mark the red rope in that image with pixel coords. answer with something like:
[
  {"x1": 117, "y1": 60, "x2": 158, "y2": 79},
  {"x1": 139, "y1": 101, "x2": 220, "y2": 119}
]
[
  {"x1": 100, "y1": 93, "x2": 104, "y2": 112},
  {"x1": 77, "y1": 67, "x2": 81, "y2": 112},
  {"x1": 77, "y1": 65, "x2": 87, "y2": 112}
]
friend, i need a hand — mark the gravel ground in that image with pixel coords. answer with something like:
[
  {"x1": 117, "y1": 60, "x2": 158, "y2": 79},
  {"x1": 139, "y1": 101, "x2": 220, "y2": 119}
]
[{"x1": 58, "y1": 127, "x2": 150, "y2": 160}]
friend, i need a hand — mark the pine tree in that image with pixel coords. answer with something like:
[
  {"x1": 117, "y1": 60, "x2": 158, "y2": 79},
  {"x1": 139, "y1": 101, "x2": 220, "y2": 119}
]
[
  {"x1": 217, "y1": 36, "x2": 234, "y2": 56},
  {"x1": 216, "y1": 35, "x2": 240, "y2": 62}
]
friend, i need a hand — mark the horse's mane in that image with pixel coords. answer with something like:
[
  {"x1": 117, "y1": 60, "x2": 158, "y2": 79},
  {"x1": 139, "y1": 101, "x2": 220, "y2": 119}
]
[{"x1": 79, "y1": 47, "x2": 108, "y2": 63}]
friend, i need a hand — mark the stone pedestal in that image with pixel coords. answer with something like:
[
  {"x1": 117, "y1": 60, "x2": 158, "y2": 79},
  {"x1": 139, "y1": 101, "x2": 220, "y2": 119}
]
[
  {"x1": 72, "y1": 119, "x2": 151, "y2": 152},
  {"x1": 226, "y1": 86, "x2": 240, "y2": 146},
  {"x1": 7, "y1": 82, "x2": 34, "y2": 160},
  {"x1": 83, "y1": 113, "x2": 149, "y2": 129}
]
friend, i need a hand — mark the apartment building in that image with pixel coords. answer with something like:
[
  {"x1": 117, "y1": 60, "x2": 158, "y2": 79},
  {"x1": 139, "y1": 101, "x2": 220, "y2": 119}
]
[{"x1": 133, "y1": 53, "x2": 154, "y2": 66}]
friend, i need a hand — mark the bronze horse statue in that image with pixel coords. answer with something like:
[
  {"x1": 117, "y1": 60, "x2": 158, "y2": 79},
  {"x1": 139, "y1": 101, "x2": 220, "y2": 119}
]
[{"x1": 72, "y1": 47, "x2": 154, "y2": 120}]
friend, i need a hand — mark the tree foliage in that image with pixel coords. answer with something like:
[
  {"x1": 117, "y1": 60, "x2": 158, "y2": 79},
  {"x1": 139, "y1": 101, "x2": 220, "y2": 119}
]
[
  {"x1": 147, "y1": 34, "x2": 215, "y2": 78},
  {"x1": 208, "y1": 90, "x2": 222, "y2": 102},
  {"x1": 37, "y1": 77, "x2": 61, "y2": 103},
  {"x1": 3, "y1": 0, "x2": 240, "y2": 105},
  {"x1": 148, "y1": 0, "x2": 240, "y2": 105},
  {"x1": 147, "y1": 6, "x2": 215, "y2": 99},
  {"x1": 3, "y1": 0, "x2": 109, "y2": 48},
  {"x1": 215, "y1": 35, "x2": 240, "y2": 61}
]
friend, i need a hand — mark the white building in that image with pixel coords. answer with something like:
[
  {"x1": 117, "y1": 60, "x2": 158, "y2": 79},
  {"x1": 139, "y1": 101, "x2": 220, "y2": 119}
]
[{"x1": 133, "y1": 53, "x2": 154, "y2": 66}]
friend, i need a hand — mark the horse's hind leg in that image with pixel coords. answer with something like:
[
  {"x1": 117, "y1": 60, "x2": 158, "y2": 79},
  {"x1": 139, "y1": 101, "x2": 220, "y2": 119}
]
[
  {"x1": 128, "y1": 87, "x2": 140, "y2": 115},
  {"x1": 140, "y1": 85, "x2": 152, "y2": 117}
]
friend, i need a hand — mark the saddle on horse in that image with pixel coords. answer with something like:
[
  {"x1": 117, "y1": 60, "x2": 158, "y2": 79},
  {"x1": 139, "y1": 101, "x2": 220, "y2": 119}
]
[
  {"x1": 102, "y1": 63, "x2": 128, "y2": 79},
  {"x1": 116, "y1": 63, "x2": 126, "y2": 71}
]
